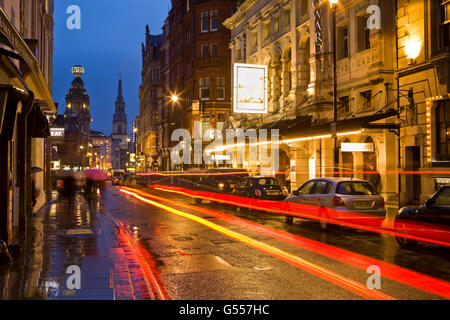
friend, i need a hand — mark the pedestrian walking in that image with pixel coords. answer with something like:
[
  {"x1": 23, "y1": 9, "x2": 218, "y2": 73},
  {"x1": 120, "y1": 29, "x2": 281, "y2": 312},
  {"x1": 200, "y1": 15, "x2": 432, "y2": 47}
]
[
  {"x1": 60, "y1": 174, "x2": 76, "y2": 212},
  {"x1": 83, "y1": 178, "x2": 97, "y2": 213}
]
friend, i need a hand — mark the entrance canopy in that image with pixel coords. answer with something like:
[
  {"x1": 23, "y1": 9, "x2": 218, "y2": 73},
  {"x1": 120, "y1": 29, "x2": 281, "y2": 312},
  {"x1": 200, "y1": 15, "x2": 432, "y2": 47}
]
[{"x1": 266, "y1": 109, "x2": 399, "y2": 140}]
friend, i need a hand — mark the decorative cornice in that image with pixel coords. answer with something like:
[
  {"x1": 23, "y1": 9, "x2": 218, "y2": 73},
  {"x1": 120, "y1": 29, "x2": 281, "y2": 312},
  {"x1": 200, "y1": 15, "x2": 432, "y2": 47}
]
[{"x1": 223, "y1": 0, "x2": 259, "y2": 29}]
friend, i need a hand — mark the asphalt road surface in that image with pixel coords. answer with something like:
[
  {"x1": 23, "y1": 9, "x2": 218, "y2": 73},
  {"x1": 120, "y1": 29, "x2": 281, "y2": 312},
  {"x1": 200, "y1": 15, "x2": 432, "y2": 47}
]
[{"x1": 101, "y1": 183, "x2": 450, "y2": 300}]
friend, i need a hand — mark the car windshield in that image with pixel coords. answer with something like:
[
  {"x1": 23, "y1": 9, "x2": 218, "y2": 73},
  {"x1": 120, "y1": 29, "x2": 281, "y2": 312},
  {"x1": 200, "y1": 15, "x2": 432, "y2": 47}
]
[
  {"x1": 336, "y1": 181, "x2": 377, "y2": 195},
  {"x1": 257, "y1": 178, "x2": 280, "y2": 187},
  {"x1": 434, "y1": 188, "x2": 450, "y2": 206}
]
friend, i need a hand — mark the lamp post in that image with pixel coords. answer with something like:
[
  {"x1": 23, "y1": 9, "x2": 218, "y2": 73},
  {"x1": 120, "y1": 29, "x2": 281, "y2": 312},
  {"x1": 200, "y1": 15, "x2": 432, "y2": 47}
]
[{"x1": 330, "y1": 0, "x2": 339, "y2": 177}]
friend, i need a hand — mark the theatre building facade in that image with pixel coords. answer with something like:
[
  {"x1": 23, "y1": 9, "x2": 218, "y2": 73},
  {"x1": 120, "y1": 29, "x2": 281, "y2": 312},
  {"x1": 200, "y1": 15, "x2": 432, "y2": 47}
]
[{"x1": 225, "y1": 0, "x2": 449, "y2": 215}]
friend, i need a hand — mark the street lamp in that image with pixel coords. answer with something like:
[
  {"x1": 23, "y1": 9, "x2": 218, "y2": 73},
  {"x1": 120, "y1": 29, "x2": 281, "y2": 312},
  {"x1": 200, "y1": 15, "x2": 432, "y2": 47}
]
[
  {"x1": 171, "y1": 95, "x2": 179, "y2": 103},
  {"x1": 330, "y1": 0, "x2": 339, "y2": 177}
]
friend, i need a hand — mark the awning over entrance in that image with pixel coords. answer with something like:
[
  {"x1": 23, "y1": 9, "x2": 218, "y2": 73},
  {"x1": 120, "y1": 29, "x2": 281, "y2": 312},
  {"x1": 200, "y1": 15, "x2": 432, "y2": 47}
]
[
  {"x1": 266, "y1": 109, "x2": 399, "y2": 139},
  {"x1": 0, "y1": 7, "x2": 55, "y2": 114}
]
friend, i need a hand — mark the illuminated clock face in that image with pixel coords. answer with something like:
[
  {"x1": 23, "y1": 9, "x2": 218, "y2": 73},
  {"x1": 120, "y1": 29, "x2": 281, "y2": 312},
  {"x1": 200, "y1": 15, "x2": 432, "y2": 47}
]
[{"x1": 72, "y1": 65, "x2": 85, "y2": 76}]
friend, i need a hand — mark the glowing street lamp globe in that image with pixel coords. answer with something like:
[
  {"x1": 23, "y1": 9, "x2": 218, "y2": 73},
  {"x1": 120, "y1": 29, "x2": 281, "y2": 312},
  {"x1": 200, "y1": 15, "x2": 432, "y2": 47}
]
[
  {"x1": 329, "y1": 0, "x2": 338, "y2": 7},
  {"x1": 171, "y1": 95, "x2": 179, "y2": 103},
  {"x1": 405, "y1": 37, "x2": 422, "y2": 60}
]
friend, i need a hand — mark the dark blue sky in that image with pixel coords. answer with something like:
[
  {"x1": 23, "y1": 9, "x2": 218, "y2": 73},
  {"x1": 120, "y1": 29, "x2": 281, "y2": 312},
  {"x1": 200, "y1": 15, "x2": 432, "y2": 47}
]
[{"x1": 53, "y1": 0, "x2": 171, "y2": 135}]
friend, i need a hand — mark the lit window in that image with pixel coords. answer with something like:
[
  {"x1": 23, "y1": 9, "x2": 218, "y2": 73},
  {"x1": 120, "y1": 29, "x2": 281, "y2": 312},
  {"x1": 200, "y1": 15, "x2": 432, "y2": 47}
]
[{"x1": 436, "y1": 100, "x2": 450, "y2": 160}]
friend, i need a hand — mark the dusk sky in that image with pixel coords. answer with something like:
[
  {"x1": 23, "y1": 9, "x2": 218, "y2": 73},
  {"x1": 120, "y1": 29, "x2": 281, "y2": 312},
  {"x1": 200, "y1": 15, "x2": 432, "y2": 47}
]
[{"x1": 52, "y1": 0, "x2": 171, "y2": 136}]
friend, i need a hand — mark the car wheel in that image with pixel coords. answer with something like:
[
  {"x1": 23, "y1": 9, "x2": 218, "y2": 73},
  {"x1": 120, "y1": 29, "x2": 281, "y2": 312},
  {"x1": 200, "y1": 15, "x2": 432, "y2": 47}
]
[
  {"x1": 395, "y1": 222, "x2": 417, "y2": 247},
  {"x1": 195, "y1": 198, "x2": 202, "y2": 204},
  {"x1": 283, "y1": 202, "x2": 294, "y2": 224},
  {"x1": 318, "y1": 207, "x2": 329, "y2": 230},
  {"x1": 285, "y1": 215, "x2": 294, "y2": 224}
]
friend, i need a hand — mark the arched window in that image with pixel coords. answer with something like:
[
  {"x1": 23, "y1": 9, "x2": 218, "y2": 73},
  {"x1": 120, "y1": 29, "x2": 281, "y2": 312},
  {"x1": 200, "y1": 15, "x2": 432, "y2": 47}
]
[{"x1": 118, "y1": 125, "x2": 122, "y2": 135}]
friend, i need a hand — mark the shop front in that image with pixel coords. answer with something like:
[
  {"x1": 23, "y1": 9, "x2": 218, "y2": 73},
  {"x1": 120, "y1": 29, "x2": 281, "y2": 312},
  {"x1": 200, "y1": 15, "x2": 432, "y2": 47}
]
[{"x1": 0, "y1": 8, "x2": 56, "y2": 243}]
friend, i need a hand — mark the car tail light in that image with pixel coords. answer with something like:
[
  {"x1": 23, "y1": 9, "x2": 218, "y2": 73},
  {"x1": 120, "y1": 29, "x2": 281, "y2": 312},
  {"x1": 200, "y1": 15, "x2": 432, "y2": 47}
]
[
  {"x1": 332, "y1": 196, "x2": 345, "y2": 207},
  {"x1": 255, "y1": 189, "x2": 262, "y2": 197}
]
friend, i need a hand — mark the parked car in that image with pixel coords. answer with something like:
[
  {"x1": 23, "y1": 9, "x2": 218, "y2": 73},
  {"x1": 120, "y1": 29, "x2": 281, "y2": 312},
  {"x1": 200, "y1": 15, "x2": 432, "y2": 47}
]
[
  {"x1": 395, "y1": 186, "x2": 450, "y2": 247},
  {"x1": 232, "y1": 176, "x2": 287, "y2": 201},
  {"x1": 284, "y1": 178, "x2": 385, "y2": 228},
  {"x1": 195, "y1": 168, "x2": 250, "y2": 204},
  {"x1": 111, "y1": 170, "x2": 125, "y2": 186}
]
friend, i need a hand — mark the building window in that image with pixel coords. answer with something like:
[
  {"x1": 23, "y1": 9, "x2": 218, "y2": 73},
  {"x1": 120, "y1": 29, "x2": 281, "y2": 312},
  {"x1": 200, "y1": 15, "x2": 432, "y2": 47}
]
[
  {"x1": 201, "y1": 44, "x2": 209, "y2": 57},
  {"x1": 210, "y1": 43, "x2": 218, "y2": 57},
  {"x1": 200, "y1": 77, "x2": 210, "y2": 100},
  {"x1": 436, "y1": 100, "x2": 450, "y2": 160},
  {"x1": 357, "y1": 15, "x2": 371, "y2": 51},
  {"x1": 439, "y1": 0, "x2": 450, "y2": 48},
  {"x1": 337, "y1": 25, "x2": 349, "y2": 59},
  {"x1": 360, "y1": 90, "x2": 372, "y2": 111},
  {"x1": 338, "y1": 96, "x2": 350, "y2": 114},
  {"x1": 201, "y1": 12, "x2": 209, "y2": 32},
  {"x1": 217, "y1": 77, "x2": 225, "y2": 100},
  {"x1": 210, "y1": 10, "x2": 218, "y2": 31}
]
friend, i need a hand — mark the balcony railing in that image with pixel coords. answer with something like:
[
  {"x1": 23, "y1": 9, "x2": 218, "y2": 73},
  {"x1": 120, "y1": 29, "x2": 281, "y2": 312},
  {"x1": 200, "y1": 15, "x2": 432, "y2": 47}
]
[{"x1": 195, "y1": 56, "x2": 229, "y2": 67}]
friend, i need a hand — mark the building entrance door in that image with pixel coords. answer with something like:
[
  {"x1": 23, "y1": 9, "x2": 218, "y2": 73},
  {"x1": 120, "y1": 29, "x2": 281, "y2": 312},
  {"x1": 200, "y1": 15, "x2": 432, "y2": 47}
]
[{"x1": 405, "y1": 146, "x2": 421, "y2": 204}]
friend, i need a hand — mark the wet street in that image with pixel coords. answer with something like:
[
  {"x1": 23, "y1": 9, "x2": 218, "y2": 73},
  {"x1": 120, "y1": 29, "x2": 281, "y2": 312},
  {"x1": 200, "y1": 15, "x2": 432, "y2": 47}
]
[{"x1": 101, "y1": 183, "x2": 450, "y2": 300}]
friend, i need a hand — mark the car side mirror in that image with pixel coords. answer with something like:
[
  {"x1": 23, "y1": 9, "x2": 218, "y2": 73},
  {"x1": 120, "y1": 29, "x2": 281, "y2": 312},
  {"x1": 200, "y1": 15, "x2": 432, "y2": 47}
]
[
  {"x1": 293, "y1": 190, "x2": 299, "y2": 196},
  {"x1": 425, "y1": 198, "x2": 435, "y2": 208}
]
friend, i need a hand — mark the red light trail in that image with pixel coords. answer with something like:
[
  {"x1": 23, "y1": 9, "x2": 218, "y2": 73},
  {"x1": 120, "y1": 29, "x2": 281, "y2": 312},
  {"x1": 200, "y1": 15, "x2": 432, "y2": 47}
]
[
  {"x1": 144, "y1": 184, "x2": 450, "y2": 248},
  {"x1": 121, "y1": 186, "x2": 450, "y2": 300},
  {"x1": 120, "y1": 187, "x2": 395, "y2": 300}
]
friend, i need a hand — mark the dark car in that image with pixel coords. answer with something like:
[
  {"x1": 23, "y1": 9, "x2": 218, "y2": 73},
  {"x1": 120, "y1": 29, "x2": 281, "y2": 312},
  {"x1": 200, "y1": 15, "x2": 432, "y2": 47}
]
[
  {"x1": 194, "y1": 168, "x2": 250, "y2": 204},
  {"x1": 232, "y1": 176, "x2": 287, "y2": 201},
  {"x1": 200, "y1": 168, "x2": 249, "y2": 192},
  {"x1": 395, "y1": 186, "x2": 450, "y2": 247}
]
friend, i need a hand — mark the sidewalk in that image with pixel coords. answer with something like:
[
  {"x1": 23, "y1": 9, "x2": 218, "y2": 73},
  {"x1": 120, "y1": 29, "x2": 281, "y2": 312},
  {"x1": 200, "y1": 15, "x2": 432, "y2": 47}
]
[{"x1": 0, "y1": 191, "x2": 156, "y2": 300}]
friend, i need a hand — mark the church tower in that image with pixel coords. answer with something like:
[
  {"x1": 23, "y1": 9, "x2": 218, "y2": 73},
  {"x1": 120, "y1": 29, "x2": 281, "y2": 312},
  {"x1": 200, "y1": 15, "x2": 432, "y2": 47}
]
[
  {"x1": 113, "y1": 77, "x2": 128, "y2": 135},
  {"x1": 111, "y1": 76, "x2": 130, "y2": 170}
]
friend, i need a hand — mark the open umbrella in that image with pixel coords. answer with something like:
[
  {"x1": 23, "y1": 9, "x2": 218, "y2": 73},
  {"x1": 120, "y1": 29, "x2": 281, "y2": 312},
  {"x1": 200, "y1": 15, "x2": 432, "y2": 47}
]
[
  {"x1": 84, "y1": 169, "x2": 108, "y2": 181},
  {"x1": 31, "y1": 167, "x2": 43, "y2": 173}
]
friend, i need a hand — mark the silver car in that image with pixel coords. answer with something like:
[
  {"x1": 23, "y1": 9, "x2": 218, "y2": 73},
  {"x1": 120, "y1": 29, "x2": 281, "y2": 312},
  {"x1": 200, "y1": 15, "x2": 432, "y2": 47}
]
[{"x1": 284, "y1": 177, "x2": 386, "y2": 228}]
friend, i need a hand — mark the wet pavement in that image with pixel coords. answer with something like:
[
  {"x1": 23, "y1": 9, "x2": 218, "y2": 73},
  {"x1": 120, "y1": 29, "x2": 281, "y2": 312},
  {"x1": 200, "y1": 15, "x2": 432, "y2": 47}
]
[
  {"x1": 2, "y1": 182, "x2": 449, "y2": 300},
  {"x1": 0, "y1": 191, "x2": 156, "y2": 300}
]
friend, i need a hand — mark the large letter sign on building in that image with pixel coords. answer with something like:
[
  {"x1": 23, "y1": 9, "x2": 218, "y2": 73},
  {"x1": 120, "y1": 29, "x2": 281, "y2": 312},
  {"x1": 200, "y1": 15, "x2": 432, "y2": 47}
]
[{"x1": 233, "y1": 63, "x2": 268, "y2": 114}]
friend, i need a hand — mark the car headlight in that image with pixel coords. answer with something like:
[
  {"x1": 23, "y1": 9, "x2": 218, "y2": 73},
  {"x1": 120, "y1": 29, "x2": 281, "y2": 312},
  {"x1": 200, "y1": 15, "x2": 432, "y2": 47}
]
[{"x1": 218, "y1": 182, "x2": 225, "y2": 190}]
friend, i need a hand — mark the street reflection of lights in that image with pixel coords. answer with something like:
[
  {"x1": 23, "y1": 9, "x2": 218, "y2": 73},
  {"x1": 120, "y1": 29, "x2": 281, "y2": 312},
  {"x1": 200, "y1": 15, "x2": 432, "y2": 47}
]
[
  {"x1": 122, "y1": 186, "x2": 450, "y2": 299},
  {"x1": 120, "y1": 188, "x2": 393, "y2": 300}
]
